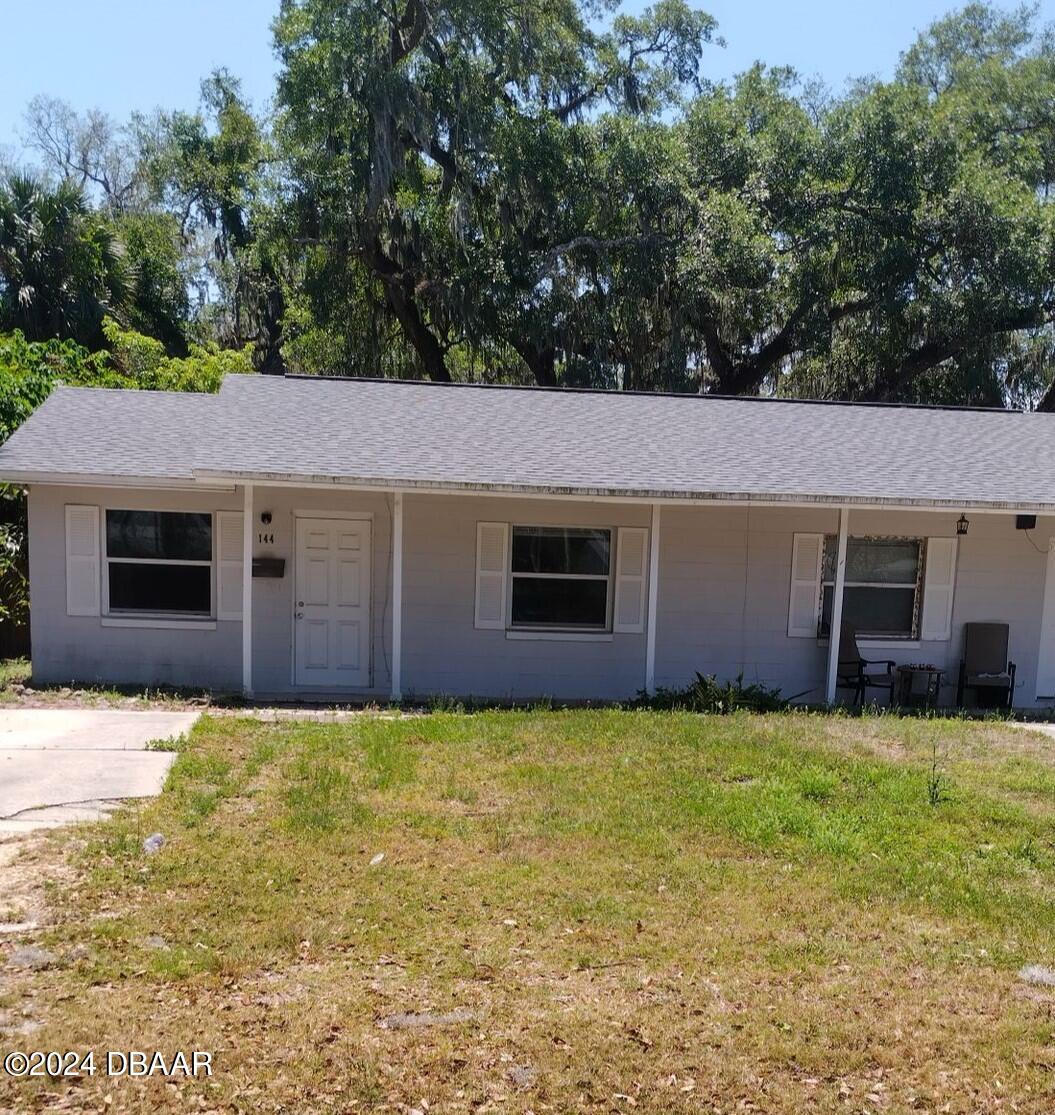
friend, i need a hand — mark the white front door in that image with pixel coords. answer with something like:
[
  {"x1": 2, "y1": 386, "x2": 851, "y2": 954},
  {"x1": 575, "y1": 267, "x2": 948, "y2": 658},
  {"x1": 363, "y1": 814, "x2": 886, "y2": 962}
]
[{"x1": 294, "y1": 518, "x2": 371, "y2": 688}]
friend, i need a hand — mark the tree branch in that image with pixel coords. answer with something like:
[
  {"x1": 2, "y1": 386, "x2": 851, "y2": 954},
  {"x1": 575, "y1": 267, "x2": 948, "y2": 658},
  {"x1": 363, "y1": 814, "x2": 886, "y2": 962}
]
[
  {"x1": 872, "y1": 304, "x2": 1053, "y2": 401},
  {"x1": 391, "y1": 0, "x2": 429, "y2": 65},
  {"x1": 361, "y1": 234, "x2": 451, "y2": 381},
  {"x1": 541, "y1": 232, "x2": 667, "y2": 274},
  {"x1": 554, "y1": 84, "x2": 605, "y2": 121}
]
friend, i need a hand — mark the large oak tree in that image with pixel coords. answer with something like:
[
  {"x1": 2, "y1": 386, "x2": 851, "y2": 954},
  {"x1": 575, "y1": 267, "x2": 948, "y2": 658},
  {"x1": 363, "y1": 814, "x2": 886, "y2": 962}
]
[{"x1": 273, "y1": 0, "x2": 1055, "y2": 405}]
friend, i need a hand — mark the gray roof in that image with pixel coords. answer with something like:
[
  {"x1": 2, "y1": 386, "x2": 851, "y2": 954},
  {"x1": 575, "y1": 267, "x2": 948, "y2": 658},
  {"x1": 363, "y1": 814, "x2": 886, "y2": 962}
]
[
  {"x1": 3, "y1": 374, "x2": 1055, "y2": 510},
  {"x1": 0, "y1": 387, "x2": 220, "y2": 482}
]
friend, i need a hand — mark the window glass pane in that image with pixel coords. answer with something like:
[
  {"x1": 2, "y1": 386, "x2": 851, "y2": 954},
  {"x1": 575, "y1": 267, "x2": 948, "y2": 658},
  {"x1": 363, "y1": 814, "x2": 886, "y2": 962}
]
[
  {"x1": 107, "y1": 511, "x2": 212, "y2": 561},
  {"x1": 822, "y1": 537, "x2": 920, "y2": 584},
  {"x1": 108, "y1": 563, "x2": 211, "y2": 614},
  {"x1": 511, "y1": 527, "x2": 610, "y2": 575},
  {"x1": 846, "y1": 539, "x2": 919, "y2": 584},
  {"x1": 821, "y1": 585, "x2": 916, "y2": 637},
  {"x1": 511, "y1": 577, "x2": 608, "y2": 627}
]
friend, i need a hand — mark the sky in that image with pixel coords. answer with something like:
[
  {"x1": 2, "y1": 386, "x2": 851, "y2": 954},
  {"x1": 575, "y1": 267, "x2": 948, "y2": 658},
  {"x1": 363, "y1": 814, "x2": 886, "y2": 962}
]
[{"x1": 3, "y1": 0, "x2": 1055, "y2": 157}]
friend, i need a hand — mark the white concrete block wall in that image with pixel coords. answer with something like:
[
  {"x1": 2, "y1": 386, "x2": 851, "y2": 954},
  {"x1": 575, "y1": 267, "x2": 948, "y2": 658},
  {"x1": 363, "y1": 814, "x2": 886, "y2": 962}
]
[
  {"x1": 657, "y1": 505, "x2": 1055, "y2": 705},
  {"x1": 400, "y1": 494, "x2": 650, "y2": 700},
  {"x1": 27, "y1": 484, "x2": 243, "y2": 690},
  {"x1": 25, "y1": 483, "x2": 1055, "y2": 706}
]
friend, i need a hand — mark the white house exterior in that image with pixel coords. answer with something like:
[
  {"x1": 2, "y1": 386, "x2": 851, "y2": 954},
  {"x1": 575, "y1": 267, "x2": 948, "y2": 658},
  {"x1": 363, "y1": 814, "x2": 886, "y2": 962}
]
[{"x1": 4, "y1": 375, "x2": 1055, "y2": 708}]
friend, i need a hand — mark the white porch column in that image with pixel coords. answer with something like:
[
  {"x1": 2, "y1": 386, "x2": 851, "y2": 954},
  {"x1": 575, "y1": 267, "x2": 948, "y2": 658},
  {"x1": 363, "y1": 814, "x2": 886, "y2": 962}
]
[
  {"x1": 242, "y1": 482, "x2": 254, "y2": 698},
  {"x1": 824, "y1": 506, "x2": 849, "y2": 705},
  {"x1": 645, "y1": 503, "x2": 661, "y2": 693},
  {"x1": 391, "y1": 491, "x2": 404, "y2": 702}
]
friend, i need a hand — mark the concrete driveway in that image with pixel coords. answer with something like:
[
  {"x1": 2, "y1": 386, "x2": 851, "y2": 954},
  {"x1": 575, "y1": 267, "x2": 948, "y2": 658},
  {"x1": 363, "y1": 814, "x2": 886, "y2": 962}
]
[{"x1": 0, "y1": 710, "x2": 199, "y2": 834}]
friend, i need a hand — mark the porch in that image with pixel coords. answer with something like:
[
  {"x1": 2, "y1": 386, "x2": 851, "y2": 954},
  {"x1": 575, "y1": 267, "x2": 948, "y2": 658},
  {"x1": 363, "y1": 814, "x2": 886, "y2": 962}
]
[
  {"x1": 222, "y1": 486, "x2": 1053, "y2": 709},
  {"x1": 28, "y1": 479, "x2": 1055, "y2": 708}
]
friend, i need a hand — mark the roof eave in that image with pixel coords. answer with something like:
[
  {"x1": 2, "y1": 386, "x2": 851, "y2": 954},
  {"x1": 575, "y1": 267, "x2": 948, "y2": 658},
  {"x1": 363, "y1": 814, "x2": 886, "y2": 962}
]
[
  {"x1": 0, "y1": 469, "x2": 236, "y2": 491},
  {"x1": 189, "y1": 467, "x2": 1055, "y2": 515},
  {"x1": 6, "y1": 464, "x2": 1050, "y2": 514}
]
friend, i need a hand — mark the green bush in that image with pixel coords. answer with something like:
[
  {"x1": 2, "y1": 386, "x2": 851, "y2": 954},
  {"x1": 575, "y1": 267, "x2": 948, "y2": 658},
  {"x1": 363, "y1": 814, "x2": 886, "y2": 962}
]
[
  {"x1": 0, "y1": 324, "x2": 253, "y2": 626},
  {"x1": 0, "y1": 331, "x2": 119, "y2": 442},
  {"x1": 0, "y1": 322, "x2": 254, "y2": 444},
  {"x1": 633, "y1": 672, "x2": 788, "y2": 714},
  {"x1": 102, "y1": 318, "x2": 253, "y2": 392}
]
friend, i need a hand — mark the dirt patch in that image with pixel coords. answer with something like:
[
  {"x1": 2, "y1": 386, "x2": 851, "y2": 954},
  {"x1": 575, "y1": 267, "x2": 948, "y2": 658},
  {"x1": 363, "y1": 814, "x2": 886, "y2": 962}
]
[
  {"x1": 2, "y1": 683, "x2": 211, "y2": 711},
  {"x1": 821, "y1": 719, "x2": 912, "y2": 761},
  {"x1": 0, "y1": 832, "x2": 77, "y2": 1039}
]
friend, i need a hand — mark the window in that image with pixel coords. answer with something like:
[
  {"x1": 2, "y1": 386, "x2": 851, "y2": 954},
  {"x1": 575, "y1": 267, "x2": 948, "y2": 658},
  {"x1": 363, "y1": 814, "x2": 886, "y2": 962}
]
[
  {"x1": 105, "y1": 510, "x2": 213, "y2": 616},
  {"x1": 819, "y1": 536, "x2": 923, "y2": 639},
  {"x1": 509, "y1": 526, "x2": 611, "y2": 629}
]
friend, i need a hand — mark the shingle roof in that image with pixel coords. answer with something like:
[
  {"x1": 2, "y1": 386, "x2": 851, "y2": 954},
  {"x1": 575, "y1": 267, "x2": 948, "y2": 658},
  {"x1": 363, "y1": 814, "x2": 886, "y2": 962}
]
[
  {"x1": 2, "y1": 374, "x2": 1055, "y2": 510},
  {"x1": 0, "y1": 387, "x2": 219, "y2": 482}
]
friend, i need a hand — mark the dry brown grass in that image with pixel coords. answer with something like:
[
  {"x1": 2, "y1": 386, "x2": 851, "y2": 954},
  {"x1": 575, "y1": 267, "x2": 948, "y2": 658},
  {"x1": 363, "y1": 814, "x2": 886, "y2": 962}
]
[{"x1": 2, "y1": 711, "x2": 1055, "y2": 1113}]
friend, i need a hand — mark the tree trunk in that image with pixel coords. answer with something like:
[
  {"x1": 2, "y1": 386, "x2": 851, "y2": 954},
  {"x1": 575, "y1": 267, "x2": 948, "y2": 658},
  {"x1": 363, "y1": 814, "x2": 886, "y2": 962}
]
[
  {"x1": 257, "y1": 282, "x2": 287, "y2": 376},
  {"x1": 385, "y1": 283, "x2": 451, "y2": 382},
  {"x1": 361, "y1": 233, "x2": 451, "y2": 382},
  {"x1": 512, "y1": 341, "x2": 557, "y2": 386}
]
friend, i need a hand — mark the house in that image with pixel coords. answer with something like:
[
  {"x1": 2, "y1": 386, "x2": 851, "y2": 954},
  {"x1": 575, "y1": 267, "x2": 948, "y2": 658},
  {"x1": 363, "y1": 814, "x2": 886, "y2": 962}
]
[{"x1": 2, "y1": 373, "x2": 1055, "y2": 707}]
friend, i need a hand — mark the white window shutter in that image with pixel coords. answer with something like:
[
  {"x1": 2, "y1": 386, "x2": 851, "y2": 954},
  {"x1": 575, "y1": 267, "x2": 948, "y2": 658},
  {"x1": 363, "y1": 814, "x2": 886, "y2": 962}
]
[
  {"x1": 65, "y1": 505, "x2": 100, "y2": 617},
  {"x1": 613, "y1": 526, "x2": 648, "y2": 633},
  {"x1": 475, "y1": 522, "x2": 508, "y2": 629},
  {"x1": 216, "y1": 511, "x2": 245, "y2": 621},
  {"x1": 788, "y1": 533, "x2": 823, "y2": 638},
  {"x1": 920, "y1": 537, "x2": 957, "y2": 641}
]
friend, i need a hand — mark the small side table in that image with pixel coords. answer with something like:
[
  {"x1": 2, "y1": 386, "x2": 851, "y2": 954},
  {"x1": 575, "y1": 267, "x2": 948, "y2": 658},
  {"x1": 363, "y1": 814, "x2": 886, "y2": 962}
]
[{"x1": 896, "y1": 665, "x2": 945, "y2": 709}]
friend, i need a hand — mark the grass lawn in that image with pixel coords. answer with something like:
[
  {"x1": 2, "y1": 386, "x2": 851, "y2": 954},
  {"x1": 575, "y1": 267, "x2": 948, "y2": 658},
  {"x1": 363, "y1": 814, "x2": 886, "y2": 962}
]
[{"x1": 3, "y1": 710, "x2": 1055, "y2": 1113}]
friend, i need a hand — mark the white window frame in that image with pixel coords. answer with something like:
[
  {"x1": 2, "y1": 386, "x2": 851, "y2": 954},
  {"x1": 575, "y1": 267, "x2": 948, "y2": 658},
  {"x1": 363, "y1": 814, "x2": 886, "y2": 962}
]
[
  {"x1": 819, "y1": 534, "x2": 925, "y2": 641},
  {"x1": 507, "y1": 524, "x2": 614, "y2": 633},
  {"x1": 102, "y1": 508, "x2": 216, "y2": 623}
]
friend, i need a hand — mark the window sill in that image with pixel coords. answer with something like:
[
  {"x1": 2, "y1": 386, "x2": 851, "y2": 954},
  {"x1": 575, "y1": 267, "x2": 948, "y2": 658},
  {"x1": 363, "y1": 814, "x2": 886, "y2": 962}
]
[
  {"x1": 101, "y1": 616, "x2": 217, "y2": 631},
  {"x1": 506, "y1": 630, "x2": 614, "y2": 642}
]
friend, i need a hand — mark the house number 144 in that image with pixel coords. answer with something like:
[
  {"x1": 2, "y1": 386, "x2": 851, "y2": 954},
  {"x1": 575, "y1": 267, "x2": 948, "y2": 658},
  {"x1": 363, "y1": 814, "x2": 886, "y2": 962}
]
[{"x1": 257, "y1": 532, "x2": 274, "y2": 544}]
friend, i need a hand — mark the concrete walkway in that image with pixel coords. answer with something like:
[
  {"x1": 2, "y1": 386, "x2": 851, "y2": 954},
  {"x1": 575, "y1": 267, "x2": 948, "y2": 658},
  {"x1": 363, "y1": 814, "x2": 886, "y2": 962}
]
[{"x1": 0, "y1": 710, "x2": 199, "y2": 834}]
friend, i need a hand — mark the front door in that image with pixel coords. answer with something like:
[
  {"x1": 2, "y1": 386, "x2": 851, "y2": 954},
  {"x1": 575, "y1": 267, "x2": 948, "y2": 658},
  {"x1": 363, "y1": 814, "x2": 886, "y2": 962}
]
[{"x1": 294, "y1": 518, "x2": 371, "y2": 688}]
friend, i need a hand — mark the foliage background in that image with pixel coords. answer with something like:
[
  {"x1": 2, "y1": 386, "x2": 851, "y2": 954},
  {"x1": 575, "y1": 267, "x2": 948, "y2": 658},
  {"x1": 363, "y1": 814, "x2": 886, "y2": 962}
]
[{"x1": 2, "y1": 1, "x2": 1055, "y2": 626}]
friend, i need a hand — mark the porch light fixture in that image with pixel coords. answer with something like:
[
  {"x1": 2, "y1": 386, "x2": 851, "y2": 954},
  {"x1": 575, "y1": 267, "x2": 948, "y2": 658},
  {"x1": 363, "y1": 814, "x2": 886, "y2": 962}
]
[{"x1": 956, "y1": 514, "x2": 970, "y2": 536}]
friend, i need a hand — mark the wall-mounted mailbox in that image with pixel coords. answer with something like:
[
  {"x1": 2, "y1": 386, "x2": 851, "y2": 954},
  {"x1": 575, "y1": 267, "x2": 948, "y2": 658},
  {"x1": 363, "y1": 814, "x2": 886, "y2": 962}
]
[{"x1": 252, "y1": 557, "x2": 286, "y2": 578}]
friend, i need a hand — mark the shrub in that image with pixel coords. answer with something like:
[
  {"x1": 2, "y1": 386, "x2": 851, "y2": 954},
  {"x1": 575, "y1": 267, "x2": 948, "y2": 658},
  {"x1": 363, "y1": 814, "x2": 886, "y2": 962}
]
[
  {"x1": 0, "y1": 324, "x2": 252, "y2": 627},
  {"x1": 103, "y1": 318, "x2": 253, "y2": 392},
  {"x1": 632, "y1": 672, "x2": 788, "y2": 714}
]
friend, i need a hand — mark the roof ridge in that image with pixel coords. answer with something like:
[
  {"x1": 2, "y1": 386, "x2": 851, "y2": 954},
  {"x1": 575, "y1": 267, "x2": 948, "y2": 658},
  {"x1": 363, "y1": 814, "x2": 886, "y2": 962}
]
[
  {"x1": 51, "y1": 384, "x2": 219, "y2": 398},
  {"x1": 274, "y1": 373, "x2": 1022, "y2": 416}
]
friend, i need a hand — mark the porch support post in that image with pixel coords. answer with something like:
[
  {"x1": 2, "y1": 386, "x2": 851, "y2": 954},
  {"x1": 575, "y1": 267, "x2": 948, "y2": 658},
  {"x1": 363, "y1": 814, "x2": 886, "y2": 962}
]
[
  {"x1": 825, "y1": 506, "x2": 849, "y2": 705},
  {"x1": 645, "y1": 503, "x2": 661, "y2": 693},
  {"x1": 391, "y1": 491, "x2": 403, "y2": 702},
  {"x1": 242, "y1": 482, "x2": 254, "y2": 699}
]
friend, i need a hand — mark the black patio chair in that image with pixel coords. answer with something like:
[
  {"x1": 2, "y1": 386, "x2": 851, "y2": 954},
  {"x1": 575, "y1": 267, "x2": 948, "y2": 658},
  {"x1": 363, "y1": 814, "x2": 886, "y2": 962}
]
[
  {"x1": 835, "y1": 621, "x2": 898, "y2": 706},
  {"x1": 956, "y1": 623, "x2": 1016, "y2": 709}
]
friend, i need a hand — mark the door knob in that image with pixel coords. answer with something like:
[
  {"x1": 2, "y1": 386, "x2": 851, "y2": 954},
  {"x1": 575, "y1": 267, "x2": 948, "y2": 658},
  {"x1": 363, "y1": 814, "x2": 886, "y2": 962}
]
[{"x1": 295, "y1": 611, "x2": 304, "y2": 619}]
